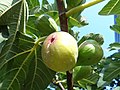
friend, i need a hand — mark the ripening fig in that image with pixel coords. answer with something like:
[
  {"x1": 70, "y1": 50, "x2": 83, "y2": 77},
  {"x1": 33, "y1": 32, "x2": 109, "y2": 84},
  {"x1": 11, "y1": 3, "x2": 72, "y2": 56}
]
[
  {"x1": 41, "y1": 31, "x2": 78, "y2": 72},
  {"x1": 77, "y1": 39, "x2": 103, "y2": 66}
]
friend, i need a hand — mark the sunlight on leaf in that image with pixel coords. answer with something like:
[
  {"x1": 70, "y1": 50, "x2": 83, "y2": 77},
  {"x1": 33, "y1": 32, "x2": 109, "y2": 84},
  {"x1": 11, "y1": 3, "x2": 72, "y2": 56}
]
[
  {"x1": 0, "y1": 0, "x2": 13, "y2": 15},
  {"x1": 99, "y1": 0, "x2": 120, "y2": 15}
]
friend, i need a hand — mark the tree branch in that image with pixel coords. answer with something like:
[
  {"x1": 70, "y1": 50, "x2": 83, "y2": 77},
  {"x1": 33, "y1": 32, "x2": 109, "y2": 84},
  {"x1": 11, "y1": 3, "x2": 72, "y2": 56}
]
[
  {"x1": 66, "y1": 71, "x2": 73, "y2": 90},
  {"x1": 56, "y1": 0, "x2": 68, "y2": 32}
]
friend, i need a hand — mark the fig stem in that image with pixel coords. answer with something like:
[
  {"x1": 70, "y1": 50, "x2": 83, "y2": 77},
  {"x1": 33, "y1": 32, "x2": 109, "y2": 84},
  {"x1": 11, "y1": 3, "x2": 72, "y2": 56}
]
[
  {"x1": 35, "y1": 36, "x2": 47, "y2": 46},
  {"x1": 66, "y1": 0, "x2": 104, "y2": 17}
]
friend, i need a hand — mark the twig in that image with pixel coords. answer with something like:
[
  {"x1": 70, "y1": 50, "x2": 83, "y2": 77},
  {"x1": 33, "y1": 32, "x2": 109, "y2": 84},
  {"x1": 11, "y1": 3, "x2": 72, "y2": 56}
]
[{"x1": 53, "y1": 80, "x2": 65, "y2": 90}]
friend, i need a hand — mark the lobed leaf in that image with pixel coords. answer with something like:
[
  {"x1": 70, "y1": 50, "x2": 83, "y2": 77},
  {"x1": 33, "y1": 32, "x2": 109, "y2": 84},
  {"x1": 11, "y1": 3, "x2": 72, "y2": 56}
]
[
  {"x1": 0, "y1": 32, "x2": 55, "y2": 90},
  {"x1": 0, "y1": 0, "x2": 56, "y2": 89}
]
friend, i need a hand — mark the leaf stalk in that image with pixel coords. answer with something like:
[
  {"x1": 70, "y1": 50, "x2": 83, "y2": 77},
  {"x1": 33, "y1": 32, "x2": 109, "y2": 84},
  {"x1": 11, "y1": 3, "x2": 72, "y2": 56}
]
[{"x1": 66, "y1": 0, "x2": 104, "y2": 17}]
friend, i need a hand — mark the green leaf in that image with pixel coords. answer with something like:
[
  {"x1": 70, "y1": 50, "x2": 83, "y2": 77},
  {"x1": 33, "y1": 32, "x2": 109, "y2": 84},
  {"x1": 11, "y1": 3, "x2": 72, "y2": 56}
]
[
  {"x1": 112, "y1": 52, "x2": 120, "y2": 59},
  {"x1": 26, "y1": 0, "x2": 40, "y2": 10},
  {"x1": 27, "y1": 14, "x2": 58, "y2": 38},
  {"x1": 0, "y1": 32, "x2": 55, "y2": 90},
  {"x1": 115, "y1": 15, "x2": 120, "y2": 26},
  {"x1": 0, "y1": 0, "x2": 55, "y2": 89},
  {"x1": 99, "y1": 0, "x2": 120, "y2": 15},
  {"x1": 37, "y1": 0, "x2": 58, "y2": 21},
  {"x1": 78, "y1": 33, "x2": 104, "y2": 46},
  {"x1": 42, "y1": 0, "x2": 49, "y2": 6},
  {"x1": 0, "y1": 0, "x2": 29, "y2": 33},
  {"x1": 68, "y1": 16, "x2": 88, "y2": 28},
  {"x1": 0, "y1": 40, "x2": 6, "y2": 53},
  {"x1": 26, "y1": 0, "x2": 40, "y2": 15},
  {"x1": 110, "y1": 15, "x2": 120, "y2": 34},
  {"x1": 69, "y1": 29, "x2": 80, "y2": 40},
  {"x1": 76, "y1": 73, "x2": 100, "y2": 89},
  {"x1": 0, "y1": 0, "x2": 28, "y2": 62},
  {"x1": 0, "y1": 0, "x2": 13, "y2": 15},
  {"x1": 26, "y1": 15, "x2": 38, "y2": 38},
  {"x1": 86, "y1": 73, "x2": 100, "y2": 84},
  {"x1": 66, "y1": 0, "x2": 86, "y2": 10},
  {"x1": 35, "y1": 14, "x2": 58, "y2": 37},
  {"x1": 108, "y1": 42, "x2": 120, "y2": 50},
  {"x1": 103, "y1": 61, "x2": 120, "y2": 82},
  {"x1": 110, "y1": 25, "x2": 120, "y2": 34}
]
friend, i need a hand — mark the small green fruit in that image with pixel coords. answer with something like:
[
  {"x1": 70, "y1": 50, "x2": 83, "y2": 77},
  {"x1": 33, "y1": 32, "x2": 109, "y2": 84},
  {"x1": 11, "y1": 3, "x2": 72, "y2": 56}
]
[
  {"x1": 73, "y1": 66, "x2": 92, "y2": 81},
  {"x1": 77, "y1": 40, "x2": 103, "y2": 66},
  {"x1": 42, "y1": 31, "x2": 78, "y2": 72}
]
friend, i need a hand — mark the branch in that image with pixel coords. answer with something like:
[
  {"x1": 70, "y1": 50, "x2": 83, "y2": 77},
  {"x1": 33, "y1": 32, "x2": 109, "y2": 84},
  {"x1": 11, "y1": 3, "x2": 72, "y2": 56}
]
[
  {"x1": 56, "y1": 0, "x2": 68, "y2": 32},
  {"x1": 66, "y1": 71, "x2": 73, "y2": 90},
  {"x1": 66, "y1": 0, "x2": 104, "y2": 17}
]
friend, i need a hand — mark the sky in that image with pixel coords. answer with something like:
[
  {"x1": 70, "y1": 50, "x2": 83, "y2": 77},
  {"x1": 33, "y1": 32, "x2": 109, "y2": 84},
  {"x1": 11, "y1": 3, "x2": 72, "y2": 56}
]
[{"x1": 75, "y1": 0, "x2": 115, "y2": 56}]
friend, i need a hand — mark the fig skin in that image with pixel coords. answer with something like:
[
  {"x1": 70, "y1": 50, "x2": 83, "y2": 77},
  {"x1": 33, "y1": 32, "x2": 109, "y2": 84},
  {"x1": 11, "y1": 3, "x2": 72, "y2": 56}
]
[
  {"x1": 77, "y1": 40, "x2": 103, "y2": 66},
  {"x1": 41, "y1": 31, "x2": 78, "y2": 72}
]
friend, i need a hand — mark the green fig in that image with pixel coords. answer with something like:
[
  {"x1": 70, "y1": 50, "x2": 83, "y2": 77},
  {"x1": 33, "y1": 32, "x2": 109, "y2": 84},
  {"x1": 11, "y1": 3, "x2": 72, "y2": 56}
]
[
  {"x1": 77, "y1": 40, "x2": 103, "y2": 66},
  {"x1": 73, "y1": 66, "x2": 92, "y2": 81},
  {"x1": 42, "y1": 31, "x2": 78, "y2": 72}
]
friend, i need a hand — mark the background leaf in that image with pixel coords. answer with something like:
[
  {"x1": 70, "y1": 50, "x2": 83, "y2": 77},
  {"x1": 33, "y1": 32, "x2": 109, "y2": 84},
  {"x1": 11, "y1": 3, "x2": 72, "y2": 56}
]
[
  {"x1": 66, "y1": 0, "x2": 85, "y2": 10},
  {"x1": 110, "y1": 15, "x2": 120, "y2": 34},
  {"x1": 108, "y1": 42, "x2": 120, "y2": 50},
  {"x1": 99, "y1": 0, "x2": 120, "y2": 15},
  {"x1": 26, "y1": 0, "x2": 40, "y2": 10},
  {"x1": 103, "y1": 61, "x2": 120, "y2": 82}
]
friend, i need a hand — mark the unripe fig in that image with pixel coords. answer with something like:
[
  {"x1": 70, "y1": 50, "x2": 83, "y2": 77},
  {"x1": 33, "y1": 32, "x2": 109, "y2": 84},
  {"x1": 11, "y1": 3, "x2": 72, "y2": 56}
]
[
  {"x1": 42, "y1": 31, "x2": 78, "y2": 72},
  {"x1": 77, "y1": 40, "x2": 103, "y2": 66},
  {"x1": 73, "y1": 66, "x2": 92, "y2": 81}
]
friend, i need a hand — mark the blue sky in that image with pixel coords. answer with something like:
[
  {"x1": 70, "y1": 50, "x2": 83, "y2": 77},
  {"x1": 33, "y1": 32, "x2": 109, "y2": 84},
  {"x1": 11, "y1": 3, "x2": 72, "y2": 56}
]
[{"x1": 76, "y1": 0, "x2": 115, "y2": 56}]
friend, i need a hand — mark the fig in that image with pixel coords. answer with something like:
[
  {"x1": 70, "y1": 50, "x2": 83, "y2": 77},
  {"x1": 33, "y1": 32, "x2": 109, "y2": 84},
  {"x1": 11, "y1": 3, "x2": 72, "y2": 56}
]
[
  {"x1": 73, "y1": 66, "x2": 92, "y2": 81},
  {"x1": 77, "y1": 39, "x2": 103, "y2": 66},
  {"x1": 41, "y1": 31, "x2": 78, "y2": 72}
]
